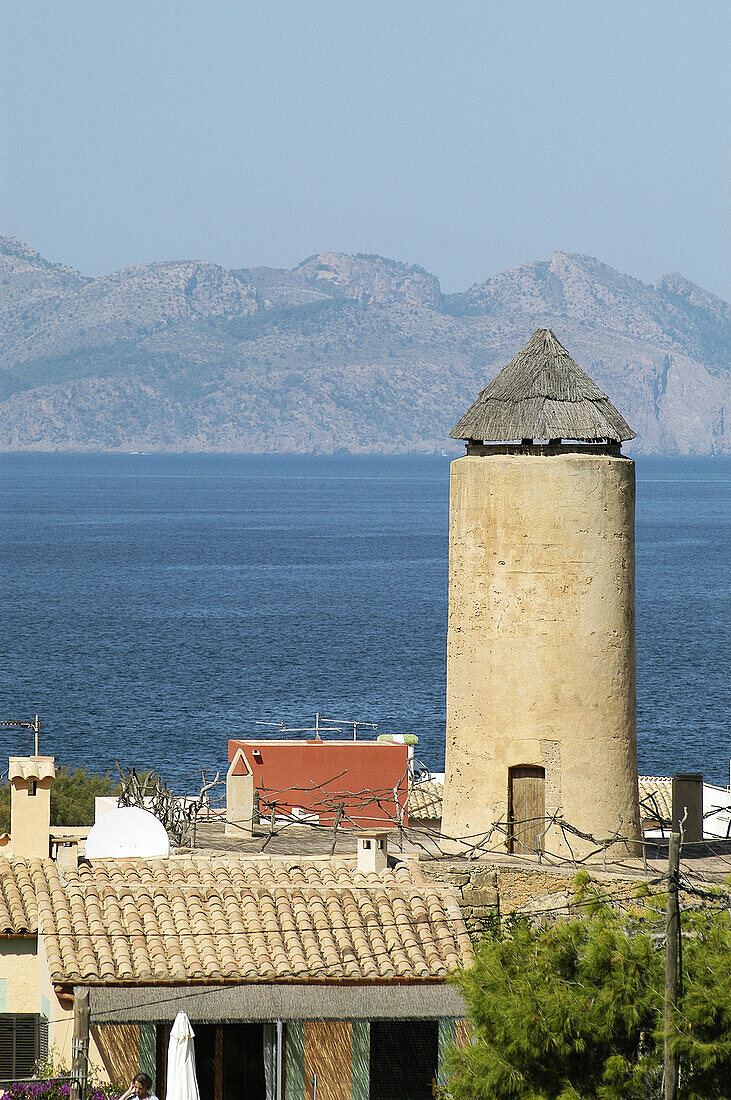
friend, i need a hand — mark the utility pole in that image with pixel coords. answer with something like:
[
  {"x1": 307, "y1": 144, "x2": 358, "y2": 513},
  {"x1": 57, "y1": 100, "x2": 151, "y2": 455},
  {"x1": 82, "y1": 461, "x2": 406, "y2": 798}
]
[
  {"x1": 70, "y1": 988, "x2": 90, "y2": 1100},
  {"x1": 663, "y1": 831, "x2": 681, "y2": 1100}
]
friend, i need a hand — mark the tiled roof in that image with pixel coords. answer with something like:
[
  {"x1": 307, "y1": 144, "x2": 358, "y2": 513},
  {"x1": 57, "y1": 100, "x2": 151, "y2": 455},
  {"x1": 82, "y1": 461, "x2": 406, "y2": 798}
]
[
  {"x1": 0, "y1": 856, "x2": 471, "y2": 985},
  {"x1": 0, "y1": 858, "x2": 37, "y2": 933},
  {"x1": 408, "y1": 780, "x2": 444, "y2": 820},
  {"x1": 639, "y1": 776, "x2": 673, "y2": 823}
]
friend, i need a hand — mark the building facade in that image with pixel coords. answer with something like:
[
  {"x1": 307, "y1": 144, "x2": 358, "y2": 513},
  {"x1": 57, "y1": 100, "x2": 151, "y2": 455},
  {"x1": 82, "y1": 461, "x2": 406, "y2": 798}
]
[{"x1": 0, "y1": 847, "x2": 469, "y2": 1098}]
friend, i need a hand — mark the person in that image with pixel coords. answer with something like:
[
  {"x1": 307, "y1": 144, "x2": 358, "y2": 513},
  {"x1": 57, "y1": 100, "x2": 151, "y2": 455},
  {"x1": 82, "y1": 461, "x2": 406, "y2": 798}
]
[{"x1": 119, "y1": 1073, "x2": 159, "y2": 1100}]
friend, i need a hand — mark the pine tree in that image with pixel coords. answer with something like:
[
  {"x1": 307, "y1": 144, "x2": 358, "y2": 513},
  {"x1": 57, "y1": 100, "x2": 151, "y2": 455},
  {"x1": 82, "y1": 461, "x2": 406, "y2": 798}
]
[{"x1": 445, "y1": 882, "x2": 731, "y2": 1100}]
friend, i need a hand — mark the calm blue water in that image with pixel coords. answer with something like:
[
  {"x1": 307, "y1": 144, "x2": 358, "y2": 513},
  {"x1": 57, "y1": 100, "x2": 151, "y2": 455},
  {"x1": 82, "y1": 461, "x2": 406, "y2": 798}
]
[{"x1": 0, "y1": 454, "x2": 728, "y2": 789}]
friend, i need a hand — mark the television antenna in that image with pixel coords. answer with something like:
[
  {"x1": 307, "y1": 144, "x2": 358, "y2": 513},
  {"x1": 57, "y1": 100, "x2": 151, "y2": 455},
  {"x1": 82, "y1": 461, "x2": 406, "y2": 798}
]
[
  {"x1": 253, "y1": 712, "x2": 377, "y2": 741},
  {"x1": 254, "y1": 712, "x2": 341, "y2": 740},
  {"x1": 0, "y1": 715, "x2": 42, "y2": 755},
  {"x1": 321, "y1": 716, "x2": 378, "y2": 741}
]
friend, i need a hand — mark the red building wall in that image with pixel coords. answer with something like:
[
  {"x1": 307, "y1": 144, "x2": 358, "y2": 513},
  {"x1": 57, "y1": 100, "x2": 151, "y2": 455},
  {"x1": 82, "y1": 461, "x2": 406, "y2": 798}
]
[{"x1": 227, "y1": 739, "x2": 409, "y2": 828}]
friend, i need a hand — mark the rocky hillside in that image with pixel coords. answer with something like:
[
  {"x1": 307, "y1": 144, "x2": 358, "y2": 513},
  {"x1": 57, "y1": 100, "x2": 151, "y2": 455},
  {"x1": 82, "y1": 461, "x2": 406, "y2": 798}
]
[{"x1": 0, "y1": 238, "x2": 727, "y2": 453}]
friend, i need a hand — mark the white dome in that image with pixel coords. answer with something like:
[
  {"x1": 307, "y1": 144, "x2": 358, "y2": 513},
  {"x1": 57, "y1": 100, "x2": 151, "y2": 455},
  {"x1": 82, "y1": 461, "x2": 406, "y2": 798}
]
[{"x1": 85, "y1": 806, "x2": 170, "y2": 859}]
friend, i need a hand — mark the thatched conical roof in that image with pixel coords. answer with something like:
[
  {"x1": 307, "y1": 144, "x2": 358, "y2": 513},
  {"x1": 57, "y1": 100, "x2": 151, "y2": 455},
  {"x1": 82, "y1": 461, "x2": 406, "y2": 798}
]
[{"x1": 450, "y1": 329, "x2": 636, "y2": 443}]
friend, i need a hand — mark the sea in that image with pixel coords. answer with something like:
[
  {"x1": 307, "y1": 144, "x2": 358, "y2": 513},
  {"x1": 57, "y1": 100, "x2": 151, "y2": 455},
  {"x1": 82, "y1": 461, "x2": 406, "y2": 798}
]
[{"x1": 0, "y1": 454, "x2": 729, "y2": 792}]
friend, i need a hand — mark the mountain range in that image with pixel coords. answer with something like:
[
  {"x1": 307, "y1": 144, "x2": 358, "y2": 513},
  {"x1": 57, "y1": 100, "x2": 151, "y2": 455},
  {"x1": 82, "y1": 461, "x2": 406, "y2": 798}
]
[{"x1": 0, "y1": 237, "x2": 728, "y2": 453}]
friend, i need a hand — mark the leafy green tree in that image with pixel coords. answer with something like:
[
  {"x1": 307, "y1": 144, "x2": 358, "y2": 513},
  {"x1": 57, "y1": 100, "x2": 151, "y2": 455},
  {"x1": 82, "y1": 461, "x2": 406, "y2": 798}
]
[
  {"x1": 0, "y1": 766, "x2": 119, "y2": 833},
  {"x1": 671, "y1": 903, "x2": 731, "y2": 1099},
  {"x1": 445, "y1": 884, "x2": 731, "y2": 1100},
  {"x1": 1, "y1": 783, "x2": 10, "y2": 834}
]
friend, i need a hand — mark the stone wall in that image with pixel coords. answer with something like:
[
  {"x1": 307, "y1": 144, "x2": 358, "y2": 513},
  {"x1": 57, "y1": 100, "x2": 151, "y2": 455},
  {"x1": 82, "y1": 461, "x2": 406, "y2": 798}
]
[{"x1": 421, "y1": 858, "x2": 654, "y2": 934}]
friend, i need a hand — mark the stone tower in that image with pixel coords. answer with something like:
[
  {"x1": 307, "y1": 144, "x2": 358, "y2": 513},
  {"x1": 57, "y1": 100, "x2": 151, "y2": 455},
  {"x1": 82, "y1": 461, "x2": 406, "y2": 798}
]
[{"x1": 441, "y1": 330, "x2": 642, "y2": 859}]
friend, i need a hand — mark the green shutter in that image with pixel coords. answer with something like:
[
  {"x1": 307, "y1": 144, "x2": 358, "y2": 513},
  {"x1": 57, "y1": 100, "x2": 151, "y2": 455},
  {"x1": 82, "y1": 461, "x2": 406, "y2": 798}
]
[
  {"x1": 0, "y1": 1016, "x2": 13, "y2": 1077},
  {"x1": 284, "y1": 1021, "x2": 305, "y2": 1100},
  {"x1": 0, "y1": 1014, "x2": 41, "y2": 1078},
  {"x1": 438, "y1": 1019, "x2": 457, "y2": 1087},
  {"x1": 351, "y1": 1020, "x2": 369, "y2": 1100},
  {"x1": 139, "y1": 1022, "x2": 156, "y2": 1079}
]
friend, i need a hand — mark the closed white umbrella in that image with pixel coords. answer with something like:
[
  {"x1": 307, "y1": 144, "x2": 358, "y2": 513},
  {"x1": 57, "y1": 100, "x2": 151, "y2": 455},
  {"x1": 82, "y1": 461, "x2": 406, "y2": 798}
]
[{"x1": 166, "y1": 1011, "x2": 201, "y2": 1100}]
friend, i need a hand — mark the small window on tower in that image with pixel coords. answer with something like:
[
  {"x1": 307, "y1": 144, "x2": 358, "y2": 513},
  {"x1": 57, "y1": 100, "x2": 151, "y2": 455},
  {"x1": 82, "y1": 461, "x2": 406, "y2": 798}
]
[{"x1": 28, "y1": 781, "x2": 37, "y2": 797}]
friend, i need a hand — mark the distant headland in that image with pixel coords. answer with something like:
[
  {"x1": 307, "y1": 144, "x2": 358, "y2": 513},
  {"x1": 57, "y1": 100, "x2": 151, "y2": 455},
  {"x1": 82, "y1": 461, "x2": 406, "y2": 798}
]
[{"x1": 0, "y1": 237, "x2": 728, "y2": 454}]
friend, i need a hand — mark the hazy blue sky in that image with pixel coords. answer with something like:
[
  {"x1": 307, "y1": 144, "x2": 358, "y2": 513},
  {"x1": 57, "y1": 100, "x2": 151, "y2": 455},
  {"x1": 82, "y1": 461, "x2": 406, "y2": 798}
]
[{"x1": 2, "y1": 1, "x2": 729, "y2": 297}]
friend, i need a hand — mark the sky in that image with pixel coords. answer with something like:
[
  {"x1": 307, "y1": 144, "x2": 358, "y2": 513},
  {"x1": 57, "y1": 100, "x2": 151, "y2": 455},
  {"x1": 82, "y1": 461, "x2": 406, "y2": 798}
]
[{"x1": 1, "y1": 0, "x2": 729, "y2": 298}]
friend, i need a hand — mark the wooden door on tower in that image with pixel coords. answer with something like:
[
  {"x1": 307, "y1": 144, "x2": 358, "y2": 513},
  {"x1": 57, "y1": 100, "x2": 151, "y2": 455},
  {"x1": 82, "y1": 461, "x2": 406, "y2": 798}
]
[{"x1": 508, "y1": 765, "x2": 546, "y2": 854}]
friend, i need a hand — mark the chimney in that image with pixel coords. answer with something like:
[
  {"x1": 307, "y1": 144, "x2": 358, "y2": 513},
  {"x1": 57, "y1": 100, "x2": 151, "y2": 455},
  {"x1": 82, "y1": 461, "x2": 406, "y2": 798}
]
[
  {"x1": 8, "y1": 756, "x2": 55, "y2": 858},
  {"x1": 672, "y1": 773, "x2": 704, "y2": 843},
  {"x1": 226, "y1": 747, "x2": 255, "y2": 837},
  {"x1": 357, "y1": 831, "x2": 388, "y2": 873},
  {"x1": 54, "y1": 837, "x2": 80, "y2": 871}
]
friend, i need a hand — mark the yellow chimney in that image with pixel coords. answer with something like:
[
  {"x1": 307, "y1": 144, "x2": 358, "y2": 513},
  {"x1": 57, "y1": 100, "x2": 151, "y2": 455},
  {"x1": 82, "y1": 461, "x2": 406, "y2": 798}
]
[{"x1": 8, "y1": 756, "x2": 55, "y2": 858}]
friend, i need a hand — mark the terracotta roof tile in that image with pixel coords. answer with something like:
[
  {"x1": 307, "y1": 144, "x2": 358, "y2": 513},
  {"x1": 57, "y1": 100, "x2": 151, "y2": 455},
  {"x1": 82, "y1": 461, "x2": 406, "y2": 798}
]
[
  {"x1": 408, "y1": 780, "x2": 444, "y2": 820},
  {"x1": 0, "y1": 855, "x2": 470, "y2": 984},
  {"x1": 639, "y1": 776, "x2": 673, "y2": 823},
  {"x1": 0, "y1": 857, "x2": 38, "y2": 933}
]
